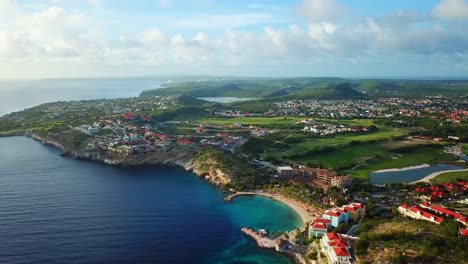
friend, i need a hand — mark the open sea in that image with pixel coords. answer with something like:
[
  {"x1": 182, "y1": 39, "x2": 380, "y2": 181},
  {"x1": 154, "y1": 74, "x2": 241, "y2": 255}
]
[{"x1": 0, "y1": 78, "x2": 166, "y2": 116}]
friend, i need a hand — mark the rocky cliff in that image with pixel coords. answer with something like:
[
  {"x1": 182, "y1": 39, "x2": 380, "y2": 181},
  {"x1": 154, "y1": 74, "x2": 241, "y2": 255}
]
[{"x1": 23, "y1": 130, "x2": 232, "y2": 186}]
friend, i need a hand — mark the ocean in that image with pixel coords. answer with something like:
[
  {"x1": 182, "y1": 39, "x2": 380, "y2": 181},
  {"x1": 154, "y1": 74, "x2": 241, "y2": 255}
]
[
  {"x1": 0, "y1": 137, "x2": 299, "y2": 264},
  {"x1": 0, "y1": 78, "x2": 166, "y2": 116}
]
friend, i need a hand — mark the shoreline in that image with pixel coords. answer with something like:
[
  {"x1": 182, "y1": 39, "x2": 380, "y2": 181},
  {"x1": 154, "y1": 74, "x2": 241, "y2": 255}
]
[
  {"x1": 410, "y1": 168, "x2": 468, "y2": 184},
  {"x1": 372, "y1": 164, "x2": 430, "y2": 173},
  {"x1": 9, "y1": 134, "x2": 313, "y2": 264},
  {"x1": 226, "y1": 191, "x2": 317, "y2": 226}
]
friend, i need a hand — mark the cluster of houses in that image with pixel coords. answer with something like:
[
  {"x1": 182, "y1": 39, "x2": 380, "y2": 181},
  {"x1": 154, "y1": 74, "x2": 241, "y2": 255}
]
[
  {"x1": 276, "y1": 165, "x2": 353, "y2": 189},
  {"x1": 306, "y1": 203, "x2": 365, "y2": 264},
  {"x1": 398, "y1": 202, "x2": 468, "y2": 238},
  {"x1": 302, "y1": 122, "x2": 370, "y2": 136},
  {"x1": 414, "y1": 181, "x2": 468, "y2": 201},
  {"x1": 271, "y1": 97, "x2": 468, "y2": 122},
  {"x1": 308, "y1": 203, "x2": 365, "y2": 239}
]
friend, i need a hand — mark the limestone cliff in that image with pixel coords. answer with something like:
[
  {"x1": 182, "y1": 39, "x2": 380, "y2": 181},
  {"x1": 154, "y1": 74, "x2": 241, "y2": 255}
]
[
  {"x1": 23, "y1": 130, "x2": 232, "y2": 186},
  {"x1": 184, "y1": 157, "x2": 232, "y2": 185}
]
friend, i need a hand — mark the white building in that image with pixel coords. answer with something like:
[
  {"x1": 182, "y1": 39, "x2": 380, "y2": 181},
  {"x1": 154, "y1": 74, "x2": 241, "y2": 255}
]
[
  {"x1": 276, "y1": 166, "x2": 293, "y2": 177},
  {"x1": 321, "y1": 233, "x2": 353, "y2": 264}
]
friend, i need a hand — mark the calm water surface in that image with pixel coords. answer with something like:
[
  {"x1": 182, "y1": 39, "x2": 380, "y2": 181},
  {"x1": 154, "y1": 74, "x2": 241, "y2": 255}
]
[
  {"x1": 0, "y1": 137, "x2": 299, "y2": 264},
  {"x1": 369, "y1": 164, "x2": 463, "y2": 184},
  {"x1": 0, "y1": 78, "x2": 165, "y2": 115}
]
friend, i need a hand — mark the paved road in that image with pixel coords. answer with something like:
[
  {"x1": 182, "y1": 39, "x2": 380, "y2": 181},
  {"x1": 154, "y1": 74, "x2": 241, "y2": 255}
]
[{"x1": 347, "y1": 224, "x2": 359, "y2": 236}]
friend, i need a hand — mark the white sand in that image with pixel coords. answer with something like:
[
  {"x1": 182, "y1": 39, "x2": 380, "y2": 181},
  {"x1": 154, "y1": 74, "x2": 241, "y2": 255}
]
[
  {"x1": 410, "y1": 168, "x2": 468, "y2": 184},
  {"x1": 372, "y1": 164, "x2": 430, "y2": 173}
]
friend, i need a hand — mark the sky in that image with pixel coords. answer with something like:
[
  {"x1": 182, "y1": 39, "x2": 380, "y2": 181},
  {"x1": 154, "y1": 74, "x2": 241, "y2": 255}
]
[{"x1": 1, "y1": 0, "x2": 468, "y2": 79}]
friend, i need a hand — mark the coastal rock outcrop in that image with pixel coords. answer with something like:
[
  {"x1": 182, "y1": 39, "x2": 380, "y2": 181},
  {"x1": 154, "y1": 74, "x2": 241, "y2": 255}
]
[
  {"x1": 184, "y1": 158, "x2": 232, "y2": 185},
  {"x1": 24, "y1": 130, "x2": 232, "y2": 186}
]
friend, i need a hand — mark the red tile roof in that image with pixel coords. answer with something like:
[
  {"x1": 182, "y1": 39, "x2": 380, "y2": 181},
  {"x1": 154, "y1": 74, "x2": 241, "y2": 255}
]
[
  {"x1": 430, "y1": 205, "x2": 461, "y2": 219},
  {"x1": 325, "y1": 210, "x2": 341, "y2": 217},
  {"x1": 456, "y1": 217, "x2": 468, "y2": 224},
  {"x1": 325, "y1": 233, "x2": 340, "y2": 240},
  {"x1": 332, "y1": 247, "x2": 350, "y2": 257},
  {"x1": 310, "y1": 218, "x2": 330, "y2": 229},
  {"x1": 460, "y1": 229, "x2": 468, "y2": 237}
]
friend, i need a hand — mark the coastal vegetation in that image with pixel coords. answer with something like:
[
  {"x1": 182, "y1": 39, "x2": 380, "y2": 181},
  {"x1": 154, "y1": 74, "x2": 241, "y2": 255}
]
[
  {"x1": 190, "y1": 148, "x2": 270, "y2": 190},
  {"x1": 354, "y1": 218, "x2": 468, "y2": 264}
]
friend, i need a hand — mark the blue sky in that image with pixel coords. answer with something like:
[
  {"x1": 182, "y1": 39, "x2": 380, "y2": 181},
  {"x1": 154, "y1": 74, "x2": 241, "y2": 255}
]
[{"x1": 1, "y1": 0, "x2": 468, "y2": 79}]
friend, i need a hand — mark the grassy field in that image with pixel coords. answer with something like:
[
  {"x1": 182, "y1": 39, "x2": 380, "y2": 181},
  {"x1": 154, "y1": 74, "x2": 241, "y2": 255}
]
[
  {"x1": 193, "y1": 117, "x2": 376, "y2": 127},
  {"x1": 350, "y1": 147, "x2": 458, "y2": 179},
  {"x1": 430, "y1": 171, "x2": 468, "y2": 184},
  {"x1": 462, "y1": 144, "x2": 468, "y2": 155},
  {"x1": 190, "y1": 116, "x2": 458, "y2": 181},
  {"x1": 282, "y1": 127, "x2": 406, "y2": 153}
]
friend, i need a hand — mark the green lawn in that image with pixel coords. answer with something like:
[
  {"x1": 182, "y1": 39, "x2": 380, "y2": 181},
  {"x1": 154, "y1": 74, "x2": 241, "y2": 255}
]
[
  {"x1": 194, "y1": 116, "x2": 303, "y2": 126},
  {"x1": 351, "y1": 147, "x2": 458, "y2": 179},
  {"x1": 293, "y1": 142, "x2": 389, "y2": 170},
  {"x1": 430, "y1": 171, "x2": 468, "y2": 184},
  {"x1": 194, "y1": 117, "x2": 377, "y2": 127},
  {"x1": 462, "y1": 144, "x2": 468, "y2": 155},
  {"x1": 264, "y1": 127, "x2": 407, "y2": 159}
]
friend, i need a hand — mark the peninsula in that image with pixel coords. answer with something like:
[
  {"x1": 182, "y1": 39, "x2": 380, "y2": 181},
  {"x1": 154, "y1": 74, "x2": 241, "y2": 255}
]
[{"x1": 1, "y1": 77, "x2": 468, "y2": 263}]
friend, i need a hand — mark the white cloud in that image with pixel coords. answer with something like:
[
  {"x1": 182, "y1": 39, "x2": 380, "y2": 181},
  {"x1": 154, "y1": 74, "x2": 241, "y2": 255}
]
[
  {"x1": 296, "y1": 0, "x2": 345, "y2": 22},
  {"x1": 433, "y1": 0, "x2": 468, "y2": 20},
  {"x1": 157, "y1": 0, "x2": 172, "y2": 9},
  {"x1": 0, "y1": 0, "x2": 18, "y2": 15},
  {"x1": 138, "y1": 29, "x2": 165, "y2": 44}
]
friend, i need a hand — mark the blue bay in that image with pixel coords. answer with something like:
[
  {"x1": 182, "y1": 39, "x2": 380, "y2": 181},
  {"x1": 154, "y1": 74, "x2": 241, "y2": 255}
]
[{"x1": 0, "y1": 137, "x2": 299, "y2": 264}]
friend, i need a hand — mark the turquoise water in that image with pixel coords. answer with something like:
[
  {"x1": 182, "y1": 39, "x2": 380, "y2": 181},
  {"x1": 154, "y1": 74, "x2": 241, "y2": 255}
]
[
  {"x1": 369, "y1": 164, "x2": 463, "y2": 184},
  {"x1": 0, "y1": 137, "x2": 299, "y2": 263}
]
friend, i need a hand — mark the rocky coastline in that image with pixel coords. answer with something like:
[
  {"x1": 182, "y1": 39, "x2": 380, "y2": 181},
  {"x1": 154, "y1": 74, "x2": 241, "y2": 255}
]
[
  {"x1": 7, "y1": 132, "x2": 308, "y2": 264},
  {"x1": 20, "y1": 131, "x2": 231, "y2": 186},
  {"x1": 241, "y1": 228, "x2": 308, "y2": 264}
]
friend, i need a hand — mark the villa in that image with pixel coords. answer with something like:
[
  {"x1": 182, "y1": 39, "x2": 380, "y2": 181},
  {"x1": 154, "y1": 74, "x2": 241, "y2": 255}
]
[
  {"x1": 309, "y1": 218, "x2": 332, "y2": 238},
  {"x1": 322, "y1": 203, "x2": 365, "y2": 227},
  {"x1": 398, "y1": 204, "x2": 443, "y2": 224},
  {"x1": 321, "y1": 233, "x2": 353, "y2": 264},
  {"x1": 419, "y1": 202, "x2": 468, "y2": 226}
]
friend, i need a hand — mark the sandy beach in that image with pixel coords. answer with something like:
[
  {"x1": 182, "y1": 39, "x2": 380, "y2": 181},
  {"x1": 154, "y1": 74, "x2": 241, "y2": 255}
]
[
  {"x1": 410, "y1": 168, "x2": 468, "y2": 183},
  {"x1": 373, "y1": 164, "x2": 430, "y2": 173},
  {"x1": 226, "y1": 191, "x2": 318, "y2": 225}
]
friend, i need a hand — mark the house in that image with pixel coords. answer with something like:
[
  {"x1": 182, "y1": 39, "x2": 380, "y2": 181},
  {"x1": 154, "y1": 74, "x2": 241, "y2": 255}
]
[
  {"x1": 277, "y1": 166, "x2": 293, "y2": 177},
  {"x1": 323, "y1": 210, "x2": 348, "y2": 227},
  {"x1": 420, "y1": 202, "x2": 468, "y2": 226},
  {"x1": 309, "y1": 218, "x2": 332, "y2": 238},
  {"x1": 320, "y1": 233, "x2": 353, "y2": 264},
  {"x1": 343, "y1": 203, "x2": 365, "y2": 221},
  {"x1": 398, "y1": 204, "x2": 443, "y2": 224},
  {"x1": 322, "y1": 203, "x2": 365, "y2": 227},
  {"x1": 460, "y1": 229, "x2": 468, "y2": 238},
  {"x1": 176, "y1": 139, "x2": 192, "y2": 147}
]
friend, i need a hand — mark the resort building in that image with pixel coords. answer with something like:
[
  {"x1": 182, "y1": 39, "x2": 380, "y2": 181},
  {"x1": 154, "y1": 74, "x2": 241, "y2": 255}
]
[
  {"x1": 322, "y1": 203, "x2": 365, "y2": 227},
  {"x1": 309, "y1": 218, "x2": 332, "y2": 238},
  {"x1": 419, "y1": 202, "x2": 468, "y2": 226},
  {"x1": 290, "y1": 166, "x2": 352, "y2": 188},
  {"x1": 398, "y1": 204, "x2": 443, "y2": 225},
  {"x1": 320, "y1": 233, "x2": 353, "y2": 264},
  {"x1": 277, "y1": 166, "x2": 293, "y2": 177}
]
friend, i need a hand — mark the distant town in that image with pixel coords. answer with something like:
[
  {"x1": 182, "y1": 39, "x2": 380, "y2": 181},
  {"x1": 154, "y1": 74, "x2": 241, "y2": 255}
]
[{"x1": 1, "y1": 79, "x2": 468, "y2": 264}]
